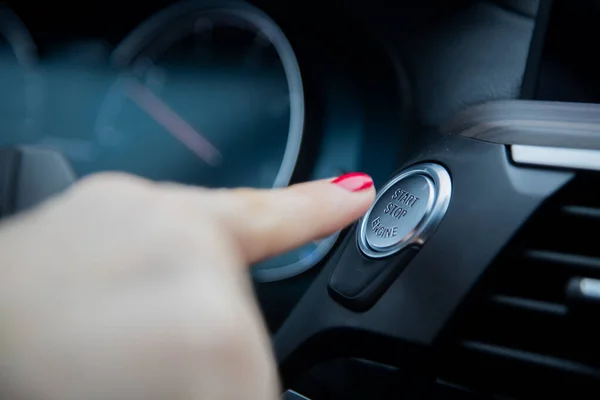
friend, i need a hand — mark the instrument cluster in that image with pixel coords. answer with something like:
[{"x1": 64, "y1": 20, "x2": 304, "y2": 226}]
[{"x1": 0, "y1": 0, "x2": 404, "y2": 284}]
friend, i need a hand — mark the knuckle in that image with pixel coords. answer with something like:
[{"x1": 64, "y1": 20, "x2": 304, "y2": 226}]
[
  {"x1": 230, "y1": 188, "x2": 270, "y2": 214},
  {"x1": 152, "y1": 193, "x2": 211, "y2": 230},
  {"x1": 66, "y1": 173, "x2": 158, "y2": 210},
  {"x1": 75, "y1": 172, "x2": 151, "y2": 194},
  {"x1": 140, "y1": 194, "x2": 219, "y2": 252}
]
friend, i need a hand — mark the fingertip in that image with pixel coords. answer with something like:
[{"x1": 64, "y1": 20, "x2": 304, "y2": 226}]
[
  {"x1": 330, "y1": 172, "x2": 376, "y2": 215},
  {"x1": 293, "y1": 172, "x2": 375, "y2": 224},
  {"x1": 209, "y1": 174, "x2": 377, "y2": 263},
  {"x1": 331, "y1": 172, "x2": 374, "y2": 192}
]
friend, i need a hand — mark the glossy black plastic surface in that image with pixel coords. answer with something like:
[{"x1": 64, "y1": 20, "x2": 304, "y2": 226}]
[
  {"x1": 328, "y1": 241, "x2": 418, "y2": 312},
  {"x1": 274, "y1": 134, "x2": 573, "y2": 386}
]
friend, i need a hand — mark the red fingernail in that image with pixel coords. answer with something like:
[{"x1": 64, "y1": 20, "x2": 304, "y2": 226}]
[{"x1": 332, "y1": 172, "x2": 374, "y2": 192}]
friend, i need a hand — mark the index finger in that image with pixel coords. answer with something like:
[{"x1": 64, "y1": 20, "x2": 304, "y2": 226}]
[{"x1": 207, "y1": 173, "x2": 375, "y2": 264}]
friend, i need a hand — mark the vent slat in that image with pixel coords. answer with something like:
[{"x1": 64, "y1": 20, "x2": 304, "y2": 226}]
[
  {"x1": 562, "y1": 205, "x2": 600, "y2": 219},
  {"x1": 439, "y1": 341, "x2": 600, "y2": 398},
  {"x1": 489, "y1": 294, "x2": 567, "y2": 316},
  {"x1": 460, "y1": 341, "x2": 600, "y2": 379},
  {"x1": 438, "y1": 175, "x2": 600, "y2": 397},
  {"x1": 525, "y1": 249, "x2": 600, "y2": 271}
]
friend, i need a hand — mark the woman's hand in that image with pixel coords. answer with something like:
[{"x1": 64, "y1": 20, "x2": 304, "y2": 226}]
[{"x1": 0, "y1": 172, "x2": 374, "y2": 400}]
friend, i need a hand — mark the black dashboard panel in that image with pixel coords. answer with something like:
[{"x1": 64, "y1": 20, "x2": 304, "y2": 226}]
[
  {"x1": 532, "y1": 0, "x2": 600, "y2": 103},
  {"x1": 437, "y1": 170, "x2": 600, "y2": 398},
  {"x1": 275, "y1": 133, "x2": 573, "y2": 371}
]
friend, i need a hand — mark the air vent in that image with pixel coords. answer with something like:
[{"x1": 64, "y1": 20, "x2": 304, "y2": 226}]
[{"x1": 437, "y1": 173, "x2": 600, "y2": 398}]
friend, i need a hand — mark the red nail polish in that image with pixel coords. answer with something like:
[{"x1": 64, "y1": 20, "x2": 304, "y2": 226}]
[{"x1": 332, "y1": 172, "x2": 374, "y2": 192}]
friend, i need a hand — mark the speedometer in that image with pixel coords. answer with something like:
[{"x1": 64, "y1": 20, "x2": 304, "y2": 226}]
[
  {"x1": 95, "y1": 0, "x2": 303, "y2": 188},
  {"x1": 95, "y1": 0, "x2": 337, "y2": 281}
]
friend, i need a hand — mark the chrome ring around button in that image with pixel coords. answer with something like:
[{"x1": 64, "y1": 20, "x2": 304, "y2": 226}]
[{"x1": 357, "y1": 163, "x2": 452, "y2": 259}]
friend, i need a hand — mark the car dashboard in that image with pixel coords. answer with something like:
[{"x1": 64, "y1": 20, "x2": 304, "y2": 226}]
[{"x1": 3, "y1": 1, "x2": 600, "y2": 399}]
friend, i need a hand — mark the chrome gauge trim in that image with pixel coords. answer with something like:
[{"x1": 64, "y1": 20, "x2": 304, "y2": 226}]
[
  {"x1": 252, "y1": 231, "x2": 340, "y2": 283},
  {"x1": 108, "y1": 0, "x2": 304, "y2": 189},
  {"x1": 0, "y1": 5, "x2": 37, "y2": 67},
  {"x1": 512, "y1": 145, "x2": 600, "y2": 172},
  {"x1": 358, "y1": 163, "x2": 452, "y2": 259}
]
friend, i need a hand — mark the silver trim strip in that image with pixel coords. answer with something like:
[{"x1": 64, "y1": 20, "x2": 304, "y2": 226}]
[{"x1": 511, "y1": 145, "x2": 600, "y2": 171}]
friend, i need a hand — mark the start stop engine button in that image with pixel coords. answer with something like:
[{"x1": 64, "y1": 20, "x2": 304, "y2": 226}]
[
  {"x1": 358, "y1": 163, "x2": 452, "y2": 258},
  {"x1": 366, "y1": 174, "x2": 434, "y2": 250}
]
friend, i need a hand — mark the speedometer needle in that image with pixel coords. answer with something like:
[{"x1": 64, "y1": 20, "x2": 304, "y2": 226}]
[{"x1": 125, "y1": 79, "x2": 222, "y2": 166}]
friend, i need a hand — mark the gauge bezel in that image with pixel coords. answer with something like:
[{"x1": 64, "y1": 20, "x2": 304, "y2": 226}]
[
  {"x1": 252, "y1": 231, "x2": 340, "y2": 282},
  {"x1": 108, "y1": 0, "x2": 304, "y2": 190}
]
